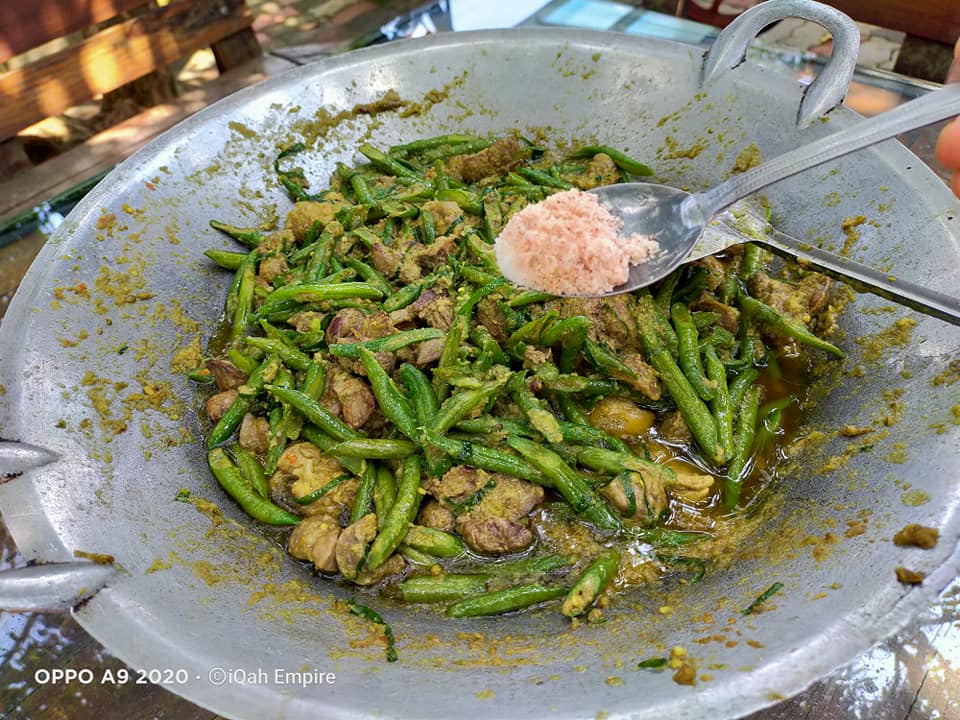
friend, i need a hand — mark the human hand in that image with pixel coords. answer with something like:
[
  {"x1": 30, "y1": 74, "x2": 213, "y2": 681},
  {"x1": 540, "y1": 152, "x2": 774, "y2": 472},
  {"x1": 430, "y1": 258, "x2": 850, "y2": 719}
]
[{"x1": 933, "y1": 38, "x2": 960, "y2": 197}]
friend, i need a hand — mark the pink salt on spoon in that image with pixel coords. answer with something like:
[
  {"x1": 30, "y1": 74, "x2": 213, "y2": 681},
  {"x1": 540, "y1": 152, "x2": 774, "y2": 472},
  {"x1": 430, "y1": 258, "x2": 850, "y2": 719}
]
[{"x1": 493, "y1": 189, "x2": 659, "y2": 297}]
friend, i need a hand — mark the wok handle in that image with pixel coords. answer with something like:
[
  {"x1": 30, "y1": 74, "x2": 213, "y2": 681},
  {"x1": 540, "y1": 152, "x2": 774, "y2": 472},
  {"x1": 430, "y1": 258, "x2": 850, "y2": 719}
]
[
  {"x1": 702, "y1": 0, "x2": 859, "y2": 128},
  {"x1": 0, "y1": 440, "x2": 59, "y2": 478},
  {"x1": 0, "y1": 562, "x2": 117, "y2": 613}
]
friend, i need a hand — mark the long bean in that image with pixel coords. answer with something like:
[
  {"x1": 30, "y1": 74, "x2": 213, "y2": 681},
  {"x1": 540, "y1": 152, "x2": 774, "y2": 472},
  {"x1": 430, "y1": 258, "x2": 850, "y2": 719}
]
[
  {"x1": 231, "y1": 445, "x2": 269, "y2": 498},
  {"x1": 737, "y1": 291, "x2": 844, "y2": 358},
  {"x1": 424, "y1": 432, "x2": 548, "y2": 485},
  {"x1": 205, "y1": 248, "x2": 247, "y2": 270},
  {"x1": 637, "y1": 298, "x2": 723, "y2": 464},
  {"x1": 447, "y1": 584, "x2": 567, "y2": 618},
  {"x1": 264, "y1": 385, "x2": 360, "y2": 441},
  {"x1": 401, "y1": 525, "x2": 466, "y2": 558},
  {"x1": 562, "y1": 551, "x2": 619, "y2": 617},
  {"x1": 724, "y1": 384, "x2": 763, "y2": 509},
  {"x1": 704, "y1": 344, "x2": 734, "y2": 463},
  {"x1": 507, "y1": 437, "x2": 621, "y2": 531},
  {"x1": 568, "y1": 145, "x2": 654, "y2": 176},
  {"x1": 328, "y1": 328, "x2": 446, "y2": 359},
  {"x1": 357, "y1": 347, "x2": 417, "y2": 439},
  {"x1": 207, "y1": 449, "x2": 299, "y2": 525},
  {"x1": 330, "y1": 438, "x2": 417, "y2": 459},
  {"x1": 399, "y1": 574, "x2": 488, "y2": 603},
  {"x1": 365, "y1": 455, "x2": 423, "y2": 572},
  {"x1": 671, "y1": 302, "x2": 716, "y2": 402}
]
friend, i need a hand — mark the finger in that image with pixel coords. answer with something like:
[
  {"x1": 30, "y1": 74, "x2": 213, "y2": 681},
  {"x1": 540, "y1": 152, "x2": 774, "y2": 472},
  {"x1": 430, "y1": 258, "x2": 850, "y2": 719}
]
[
  {"x1": 934, "y1": 118, "x2": 960, "y2": 170},
  {"x1": 952, "y1": 172, "x2": 960, "y2": 199}
]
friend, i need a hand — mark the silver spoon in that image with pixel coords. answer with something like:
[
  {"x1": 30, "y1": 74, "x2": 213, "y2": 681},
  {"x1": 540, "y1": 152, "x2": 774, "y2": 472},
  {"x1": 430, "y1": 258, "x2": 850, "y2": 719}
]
[{"x1": 585, "y1": 83, "x2": 960, "y2": 325}]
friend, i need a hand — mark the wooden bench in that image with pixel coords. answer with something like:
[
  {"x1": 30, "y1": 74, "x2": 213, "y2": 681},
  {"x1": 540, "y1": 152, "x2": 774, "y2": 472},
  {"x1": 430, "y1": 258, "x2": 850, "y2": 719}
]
[{"x1": 0, "y1": 0, "x2": 264, "y2": 224}]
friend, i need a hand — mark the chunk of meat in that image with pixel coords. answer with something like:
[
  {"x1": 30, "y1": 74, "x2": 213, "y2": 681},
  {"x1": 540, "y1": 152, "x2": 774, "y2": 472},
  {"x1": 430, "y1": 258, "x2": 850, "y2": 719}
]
[
  {"x1": 425, "y1": 466, "x2": 490, "y2": 505},
  {"x1": 420, "y1": 200, "x2": 463, "y2": 235},
  {"x1": 257, "y1": 229, "x2": 296, "y2": 254},
  {"x1": 327, "y1": 308, "x2": 396, "y2": 375},
  {"x1": 355, "y1": 553, "x2": 406, "y2": 586},
  {"x1": 667, "y1": 464, "x2": 715, "y2": 503},
  {"x1": 522, "y1": 346, "x2": 552, "y2": 370},
  {"x1": 206, "y1": 359, "x2": 247, "y2": 391},
  {"x1": 371, "y1": 241, "x2": 403, "y2": 278},
  {"x1": 285, "y1": 198, "x2": 345, "y2": 241},
  {"x1": 258, "y1": 254, "x2": 289, "y2": 284},
  {"x1": 398, "y1": 236, "x2": 457, "y2": 284},
  {"x1": 239, "y1": 413, "x2": 270, "y2": 455},
  {"x1": 469, "y1": 476, "x2": 544, "y2": 520},
  {"x1": 205, "y1": 389, "x2": 238, "y2": 422},
  {"x1": 457, "y1": 517, "x2": 534, "y2": 555},
  {"x1": 617, "y1": 353, "x2": 662, "y2": 401},
  {"x1": 455, "y1": 475, "x2": 544, "y2": 555},
  {"x1": 413, "y1": 289, "x2": 454, "y2": 331},
  {"x1": 287, "y1": 311, "x2": 324, "y2": 334},
  {"x1": 328, "y1": 366, "x2": 377, "y2": 429},
  {"x1": 336, "y1": 513, "x2": 378, "y2": 580},
  {"x1": 694, "y1": 256, "x2": 726, "y2": 292},
  {"x1": 476, "y1": 296, "x2": 510, "y2": 343},
  {"x1": 288, "y1": 515, "x2": 340, "y2": 572},
  {"x1": 446, "y1": 137, "x2": 526, "y2": 183},
  {"x1": 326, "y1": 308, "x2": 365, "y2": 344},
  {"x1": 893, "y1": 524, "x2": 939, "y2": 549},
  {"x1": 556, "y1": 294, "x2": 640, "y2": 352},
  {"x1": 413, "y1": 338, "x2": 445, "y2": 367},
  {"x1": 691, "y1": 296, "x2": 740, "y2": 334},
  {"x1": 270, "y1": 442, "x2": 357, "y2": 519},
  {"x1": 573, "y1": 152, "x2": 620, "y2": 190},
  {"x1": 749, "y1": 271, "x2": 832, "y2": 325},
  {"x1": 418, "y1": 500, "x2": 455, "y2": 532},
  {"x1": 599, "y1": 470, "x2": 667, "y2": 524},
  {"x1": 659, "y1": 410, "x2": 692, "y2": 444}
]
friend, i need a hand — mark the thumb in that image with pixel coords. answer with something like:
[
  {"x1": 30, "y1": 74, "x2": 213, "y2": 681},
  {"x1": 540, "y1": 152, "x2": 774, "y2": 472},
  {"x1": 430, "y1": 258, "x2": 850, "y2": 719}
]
[{"x1": 947, "y1": 37, "x2": 960, "y2": 84}]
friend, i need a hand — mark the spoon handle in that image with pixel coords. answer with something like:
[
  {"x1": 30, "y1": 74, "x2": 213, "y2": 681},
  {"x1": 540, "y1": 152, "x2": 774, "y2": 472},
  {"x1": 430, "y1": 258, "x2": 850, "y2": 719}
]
[
  {"x1": 695, "y1": 84, "x2": 960, "y2": 217},
  {"x1": 758, "y1": 226, "x2": 960, "y2": 326}
]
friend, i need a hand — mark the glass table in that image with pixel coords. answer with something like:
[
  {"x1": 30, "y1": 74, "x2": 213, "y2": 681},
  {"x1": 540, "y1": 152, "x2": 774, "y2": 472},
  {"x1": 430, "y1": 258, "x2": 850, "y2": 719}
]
[{"x1": 1, "y1": 2, "x2": 958, "y2": 717}]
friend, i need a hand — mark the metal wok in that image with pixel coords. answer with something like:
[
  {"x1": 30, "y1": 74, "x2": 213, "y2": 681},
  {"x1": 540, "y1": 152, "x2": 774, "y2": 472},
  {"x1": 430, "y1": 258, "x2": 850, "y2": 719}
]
[{"x1": 1, "y1": 1, "x2": 959, "y2": 718}]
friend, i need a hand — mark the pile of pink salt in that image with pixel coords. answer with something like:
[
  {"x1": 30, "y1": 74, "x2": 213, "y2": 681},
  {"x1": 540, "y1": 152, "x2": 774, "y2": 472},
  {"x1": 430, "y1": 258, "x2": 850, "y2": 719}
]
[{"x1": 493, "y1": 189, "x2": 659, "y2": 295}]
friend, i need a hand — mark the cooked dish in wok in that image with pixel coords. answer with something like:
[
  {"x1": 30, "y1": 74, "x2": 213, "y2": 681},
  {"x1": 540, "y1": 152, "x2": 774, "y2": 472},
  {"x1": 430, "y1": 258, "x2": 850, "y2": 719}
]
[{"x1": 193, "y1": 133, "x2": 843, "y2": 624}]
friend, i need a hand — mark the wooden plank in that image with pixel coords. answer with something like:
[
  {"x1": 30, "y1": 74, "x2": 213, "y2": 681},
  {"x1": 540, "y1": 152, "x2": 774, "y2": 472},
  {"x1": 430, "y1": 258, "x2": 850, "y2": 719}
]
[
  {"x1": 0, "y1": 0, "x2": 254, "y2": 142},
  {"x1": 0, "y1": 58, "x2": 268, "y2": 225},
  {"x1": 824, "y1": 0, "x2": 960, "y2": 46},
  {"x1": 0, "y1": 0, "x2": 147, "y2": 64},
  {"x1": 211, "y1": 27, "x2": 263, "y2": 73}
]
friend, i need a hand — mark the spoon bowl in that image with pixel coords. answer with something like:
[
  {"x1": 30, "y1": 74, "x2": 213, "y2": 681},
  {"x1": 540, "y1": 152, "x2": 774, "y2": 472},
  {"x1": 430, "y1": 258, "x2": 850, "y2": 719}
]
[{"x1": 586, "y1": 183, "x2": 707, "y2": 296}]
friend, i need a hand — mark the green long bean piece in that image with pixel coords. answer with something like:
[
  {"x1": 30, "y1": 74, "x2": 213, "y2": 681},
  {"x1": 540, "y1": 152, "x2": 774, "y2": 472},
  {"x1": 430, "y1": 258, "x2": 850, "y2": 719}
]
[
  {"x1": 637, "y1": 297, "x2": 723, "y2": 464},
  {"x1": 724, "y1": 384, "x2": 763, "y2": 509},
  {"x1": 357, "y1": 346, "x2": 418, "y2": 440},
  {"x1": 328, "y1": 328, "x2": 446, "y2": 359},
  {"x1": 737, "y1": 291, "x2": 844, "y2": 358},
  {"x1": 399, "y1": 574, "x2": 488, "y2": 603},
  {"x1": 208, "y1": 449, "x2": 299, "y2": 525},
  {"x1": 671, "y1": 302, "x2": 716, "y2": 402},
  {"x1": 365, "y1": 454, "x2": 423, "y2": 572},
  {"x1": 507, "y1": 437, "x2": 620, "y2": 531},
  {"x1": 562, "y1": 551, "x2": 619, "y2": 617},
  {"x1": 704, "y1": 344, "x2": 734, "y2": 463},
  {"x1": 447, "y1": 584, "x2": 567, "y2": 618}
]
